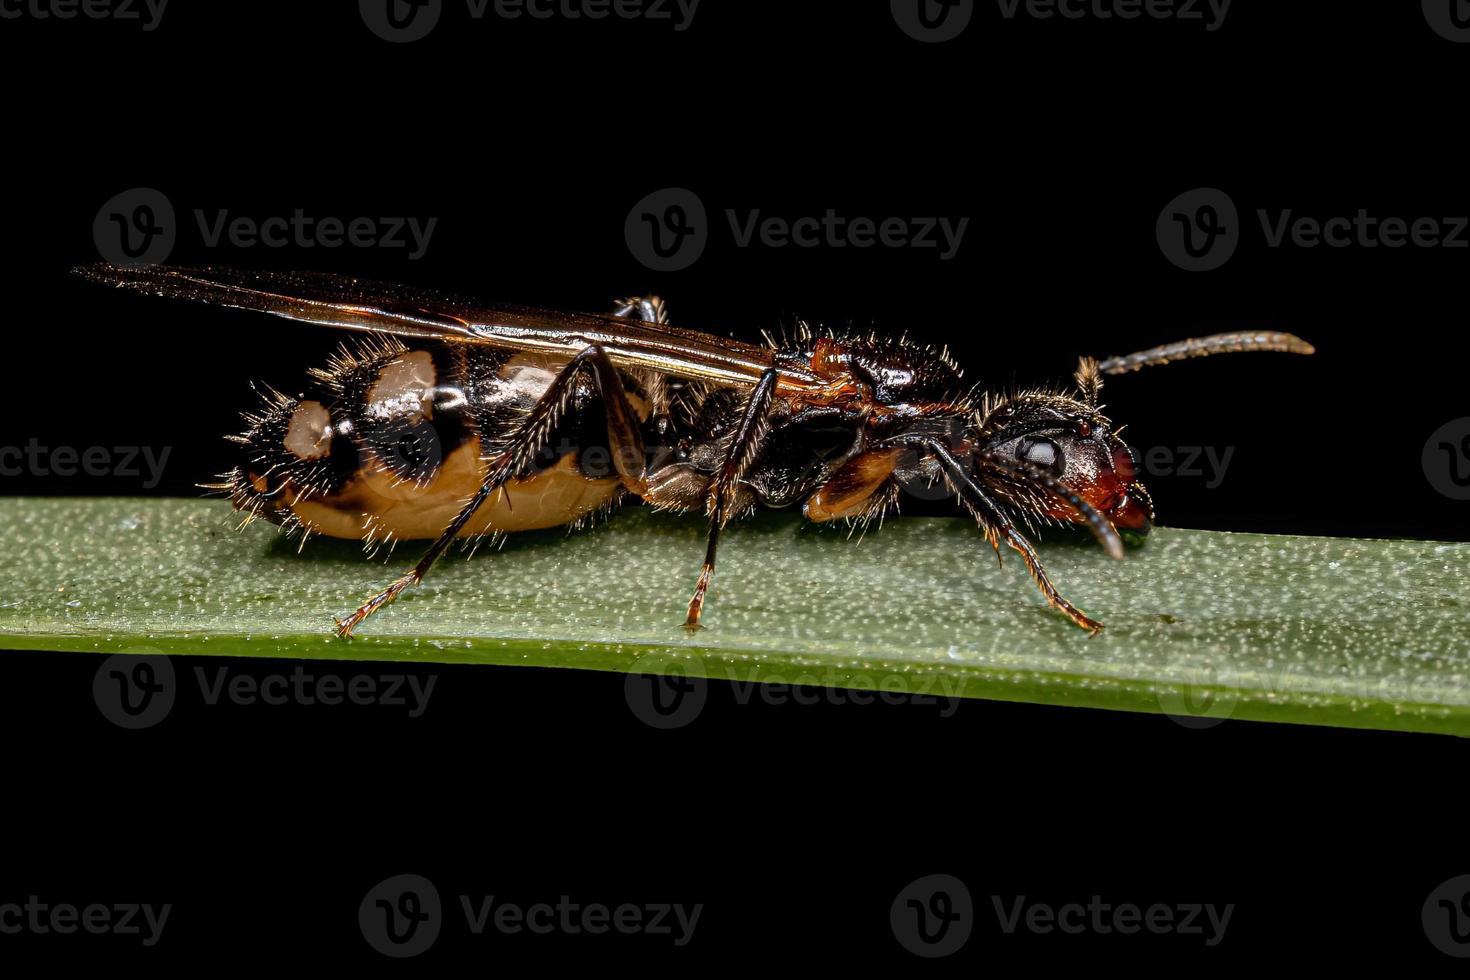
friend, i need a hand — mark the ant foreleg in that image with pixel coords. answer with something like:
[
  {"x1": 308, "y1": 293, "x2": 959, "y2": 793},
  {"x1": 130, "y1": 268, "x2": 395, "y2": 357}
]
[
  {"x1": 885, "y1": 435, "x2": 1106, "y2": 635},
  {"x1": 802, "y1": 448, "x2": 904, "y2": 523}
]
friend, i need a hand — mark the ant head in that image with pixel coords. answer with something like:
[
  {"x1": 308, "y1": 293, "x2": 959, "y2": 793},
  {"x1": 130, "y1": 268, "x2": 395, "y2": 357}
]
[{"x1": 976, "y1": 389, "x2": 1154, "y2": 535}]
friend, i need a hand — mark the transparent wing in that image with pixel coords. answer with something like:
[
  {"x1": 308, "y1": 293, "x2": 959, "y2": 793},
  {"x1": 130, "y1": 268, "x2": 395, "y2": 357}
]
[{"x1": 75, "y1": 263, "x2": 792, "y2": 388}]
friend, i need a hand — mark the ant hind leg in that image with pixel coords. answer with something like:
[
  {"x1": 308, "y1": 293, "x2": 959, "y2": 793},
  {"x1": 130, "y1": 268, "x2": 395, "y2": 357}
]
[{"x1": 333, "y1": 344, "x2": 647, "y2": 637}]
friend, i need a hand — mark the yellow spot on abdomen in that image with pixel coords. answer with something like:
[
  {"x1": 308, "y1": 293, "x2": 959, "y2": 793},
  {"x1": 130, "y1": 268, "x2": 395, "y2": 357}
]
[
  {"x1": 287, "y1": 438, "x2": 621, "y2": 541},
  {"x1": 284, "y1": 400, "x2": 333, "y2": 460}
]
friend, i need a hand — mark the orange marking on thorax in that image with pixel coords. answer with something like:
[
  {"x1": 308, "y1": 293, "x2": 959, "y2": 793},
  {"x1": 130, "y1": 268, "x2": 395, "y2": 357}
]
[{"x1": 775, "y1": 337, "x2": 863, "y2": 406}]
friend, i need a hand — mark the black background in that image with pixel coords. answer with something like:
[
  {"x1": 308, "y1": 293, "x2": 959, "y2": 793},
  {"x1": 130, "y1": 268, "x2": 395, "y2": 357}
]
[{"x1": 2, "y1": 0, "x2": 1468, "y2": 968}]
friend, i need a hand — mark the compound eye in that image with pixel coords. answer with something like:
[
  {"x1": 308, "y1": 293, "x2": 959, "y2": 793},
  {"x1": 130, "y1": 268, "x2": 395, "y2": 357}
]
[{"x1": 1016, "y1": 436, "x2": 1064, "y2": 475}]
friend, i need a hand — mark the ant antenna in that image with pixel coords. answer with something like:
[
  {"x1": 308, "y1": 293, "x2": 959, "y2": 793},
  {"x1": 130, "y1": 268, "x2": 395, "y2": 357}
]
[{"x1": 1098, "y1": 331, "x2": 1314, "y2": 375}]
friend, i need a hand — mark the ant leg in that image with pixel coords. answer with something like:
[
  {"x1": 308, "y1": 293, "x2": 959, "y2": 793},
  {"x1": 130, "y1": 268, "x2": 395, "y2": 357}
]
[
  {"x1": 611, "y1": 294, "x2": 678, "y2": 449},
  {"x1": 977, "y1": 454, "x2": 1124, "y2": 560},
  {"x1": 612, "y1": 294, "x2": 669, "y2": 324},
  {"x1": 889, "y1": 435, "x2": 1105, "y2": 634},
  {"x1": 683, "y1": 368, "x2": 778, "y2": 631},
  {"x1": 802, "y1": 448, "x2": 904, "y2": 522},
  {"x1": 334, "y1": 345, "x2": 646, "y2": 637},
  {"x1": 988, "y1": 512, "x2": 1105, "y2": 635}
]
